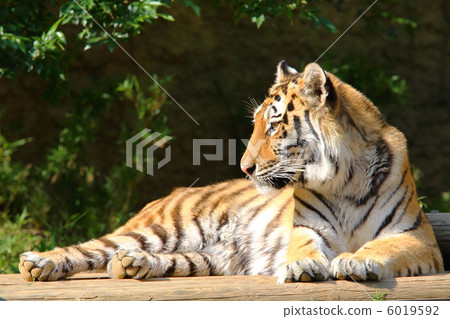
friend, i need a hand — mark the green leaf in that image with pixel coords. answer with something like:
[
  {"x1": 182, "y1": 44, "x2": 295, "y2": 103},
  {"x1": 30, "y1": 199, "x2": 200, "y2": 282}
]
[
  {"x1": 49, "y1": 15, "x2": 66, "y2": 34},
  {"x1": 158, "y1": 13, "x2": 175, "y2": 22},
  {"x1": 252, "y1": 14, "x2": 266, "y2": 28},
  {"x1": 181, "y1": 0, "x2": 201, "y2": 17},
  {"x1": 318, "y1": 16, "x2": 337, "y2": 33}
]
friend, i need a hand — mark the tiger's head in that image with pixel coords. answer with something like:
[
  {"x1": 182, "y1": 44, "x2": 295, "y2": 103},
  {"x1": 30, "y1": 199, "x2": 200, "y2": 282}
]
[{"x1": 241, "y1": 61, "x2": 381, "y2": 194}]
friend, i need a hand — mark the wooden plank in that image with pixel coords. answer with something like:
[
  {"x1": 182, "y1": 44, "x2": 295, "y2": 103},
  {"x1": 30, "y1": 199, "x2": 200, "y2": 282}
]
[
  {"x1": 1, "y1": 272, "x2": 449, "y2": 301},
  {"x1": 0, "y1": 213, "x2": 447, "y2": 301},
  {"x1": 427, "y1": 213, "x2": 450, "y2": 270}
]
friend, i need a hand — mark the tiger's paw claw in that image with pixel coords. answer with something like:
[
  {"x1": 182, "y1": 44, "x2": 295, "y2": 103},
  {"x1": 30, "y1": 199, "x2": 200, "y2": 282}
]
[
  {"x1": 330, "y1": 253, "x2": 383, "y2": 281},
  {"x1": 278, "y1": 258, "x2": 329, "y2": 283}
]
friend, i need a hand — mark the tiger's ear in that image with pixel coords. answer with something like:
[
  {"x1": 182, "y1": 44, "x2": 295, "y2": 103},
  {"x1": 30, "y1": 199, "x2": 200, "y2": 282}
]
[
  {"x1": 275, "y1": 60, "x2": 298, "y2": 83},
  {"x1": 302, "y1": 63, "x2": 329, "y2": 106}
]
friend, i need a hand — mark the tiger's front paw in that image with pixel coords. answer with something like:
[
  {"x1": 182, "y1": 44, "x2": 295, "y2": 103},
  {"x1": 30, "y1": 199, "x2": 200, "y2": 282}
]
[
  {"x1": 278, "y1": 258, "x2": 329, "y2": 283},
  {"x1": 330, "y1": 252, "x2": 383, "y2": 281},
  {"x1": 108, "y1": 248, "x2": 151, "y2": 279},
  {"x1": 19, "y1": 252, "x2": 57, "y2": 281}
]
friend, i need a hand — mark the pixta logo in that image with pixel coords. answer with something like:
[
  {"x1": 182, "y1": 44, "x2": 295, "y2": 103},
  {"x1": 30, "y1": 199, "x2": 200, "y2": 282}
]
[{"x1": 126, "y1": 129, "x2": 172, "y2": 176}]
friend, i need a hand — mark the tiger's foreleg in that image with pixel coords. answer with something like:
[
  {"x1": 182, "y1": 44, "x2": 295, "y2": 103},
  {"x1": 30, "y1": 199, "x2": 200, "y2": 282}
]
[
  {"x1": 277, "y1": 226, "x2": 334, "y2": 283},
  {"x1": 330, "y1": 212, "x2": 444, "y2": 281},
  {"x1": 108, "y1": 249, "x2": 218, "y2": 279},
  {"x1": 19, "y1": 230, "x2": 167, "y2": 281}
]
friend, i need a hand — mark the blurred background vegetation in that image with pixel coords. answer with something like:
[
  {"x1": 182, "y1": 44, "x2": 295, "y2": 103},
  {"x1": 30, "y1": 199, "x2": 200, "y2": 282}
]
[{"x1": 0, "y1": 0, "x2": 448, "y2": 273}]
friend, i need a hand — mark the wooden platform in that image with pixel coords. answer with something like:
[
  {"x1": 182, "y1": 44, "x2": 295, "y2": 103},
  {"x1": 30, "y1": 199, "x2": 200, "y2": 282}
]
[{"x1": 1, "y1": 272, "x2": 449, "y2": 301}]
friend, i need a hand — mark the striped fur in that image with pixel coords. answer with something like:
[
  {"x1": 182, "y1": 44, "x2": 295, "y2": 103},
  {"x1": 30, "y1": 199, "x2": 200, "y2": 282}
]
[
  {"x1": 241, "y1": 61, "x2": 443, "y2": 282},
  {"x1": 19, "y1": 180, "x2": 295, "y2": 281},
  {"x1": 19, "y1": 61, "x2": 443, "y2": 283}
]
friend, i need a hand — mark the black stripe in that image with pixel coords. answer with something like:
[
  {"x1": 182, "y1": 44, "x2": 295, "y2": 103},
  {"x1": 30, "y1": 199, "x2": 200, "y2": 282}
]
[
  {"x1": 374, "y1": 188, "x2": 408, "y2": 238},
  {"x1": 351, "y1": 196, "x2": 378, "y2": 233},
  {"x1": 182, "y1": 254, "x2": 197, "y2": 276},
  {"x1": 171, "y1": 188, "x2": 204, "y2": 251},
  {"x1": 192, "y1": 216, "x2": 206, "y2": 247},
  {"x1": 295, "y1": 224, "x2": 332, "y2": 251},
  {"x1": 331, "y1": 154, "x2": 339, "y2": 177},
  {"x1": 244, "y1": 197, "x2": 274, "y2": 223},
  {"x1": 73, "y1": 245, "x2": 94, "y2": 259},
  {"x1": 324, "y1": 75, "x2": 336, "y2": 104},
  {"x1": 156, "y1": 200, "x2": 169, "y2": 222},
  {"x1": 401, "y1": 210, "x2": 422, "y2": 233},
  {"x1": 268, "y1": 236, "x2": 284, "y2": 275},
  {"x1": 309, "y1": 190, "x2": 339, "y2": 222},
  {"x1": 341, "y1": 109, "x2": 368, "y2": 142},
  {"x1": 150, "y1": 224, "x2": 168, "y2": 247},
  {"x1": 97, "y1": 248, "x2": 108, "y2": 266},
  {"x1": 87, "y1": 259, "x2": 95, "y2": 270},
  {"x1": 98, "y1": 237, "x2": 119, "y2": 249},
  {"x1": 293, "y1": 115, "x2": 302, "y2": 140},
  {"x1": 287, "y1": 101, "x2": 294, "y2": 111},
  {"x1": 282, "y1": 112, "x2": 289, "y2": 124},
  {"x1": 163, "y1": 258, "x2": 177, "y2": 277},
  {"x1": 63, "y1": 255, "x2": 73, "y2": 273},
  {"x1": 192, "y1": 183, "x2": 230, "y2": 215},
  {"x1": 230, "y1": 193, "x2": 260, "y2": 221},
  {"x1": 263, "y1": 198, "x2": 290, "y2": 238},
  {"x1": 76, "y1": 243, "x2": 108, "y2": 268},
  {"x1": 239, "y1": 198, "x2": 278, "y2": 273},
  {"x1": 343, "y1": 165, "x2": 354, "y2": 188},
  {"x1": 123, "y1": 232, "x2": 149, "y2": 252},
  {"x1": 217, "y1": 213, "x2": 229, "y2": 231},
  {"x1": 390, "y1": 191, "x2": 414, "y2": 228},
  {"x1": 199, "y1": 253, "x2": 215, "y2": 276},
  {"x1": 354, "y1": 139, "x2": 392, "y2": 206},
  {"x1": 381, "y1": 169, "x2": 408, "y2": 208},
  {"x1": 210, "y1": 183, "x2": 256, "y2": 219},
  {"x1": 295, "y1": 195, "x2": 336, "y2": 232},
  {"x1": 171, "y1": 205, "x2": 183, "y2": 252},
  {"x1": 304, "y1": 110, "x2": 319, "y2": 140}
]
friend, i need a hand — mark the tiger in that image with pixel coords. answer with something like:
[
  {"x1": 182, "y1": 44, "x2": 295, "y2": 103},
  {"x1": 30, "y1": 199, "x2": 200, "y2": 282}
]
[{"x1": 19, "y1": 61, "x2": 443, "y2": 283}]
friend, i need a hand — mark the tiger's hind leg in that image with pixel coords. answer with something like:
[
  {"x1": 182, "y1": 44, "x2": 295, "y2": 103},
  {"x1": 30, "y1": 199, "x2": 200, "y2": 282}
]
[
  {"x1": 108, "y1": 248, "x2": 217, "y2": 279},
  {"x1": 19, "y1": 229, "x2": 168, "y2": 281}
]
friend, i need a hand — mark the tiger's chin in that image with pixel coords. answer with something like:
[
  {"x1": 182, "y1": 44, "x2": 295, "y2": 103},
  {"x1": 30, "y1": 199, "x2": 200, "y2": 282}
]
[{"x1": 252, "y1": 176, "x2": 293, "y2": 196}]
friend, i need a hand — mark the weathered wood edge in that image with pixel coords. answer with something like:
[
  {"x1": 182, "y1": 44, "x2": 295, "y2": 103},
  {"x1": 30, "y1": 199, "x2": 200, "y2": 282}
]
[
  {"x1": 1, "y1": 272, "x2": 449, "y2": 301},
  {"x1": 0, "y1": 213, "x2": 447, "y2": 301}
]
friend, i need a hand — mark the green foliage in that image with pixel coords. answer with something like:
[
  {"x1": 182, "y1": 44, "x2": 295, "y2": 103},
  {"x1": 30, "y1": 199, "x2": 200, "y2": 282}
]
[
  {"x1": 321, "y1": 56, "x2": 409, "y2": 111},
  {"x1": 0, "y1": 210, "x2": 52, "y2": 274},
  {"x1": 0, "y1": 0, "x2": 338, "y2": 86},
  {"x1": 0, "y1": 0, "x2": 175, "y2": 83},
  {"x1": 0, "y1": 75, "x2": 170, "y2": 273},
  {"x1": 219, "y1": 0, "x2": 337, "y2": 31}
]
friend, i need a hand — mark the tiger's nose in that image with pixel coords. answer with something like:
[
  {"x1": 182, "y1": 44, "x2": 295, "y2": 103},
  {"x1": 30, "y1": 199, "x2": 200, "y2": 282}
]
[{"x1": 241, "y1": 164, "x2": 256, "y2": 175}]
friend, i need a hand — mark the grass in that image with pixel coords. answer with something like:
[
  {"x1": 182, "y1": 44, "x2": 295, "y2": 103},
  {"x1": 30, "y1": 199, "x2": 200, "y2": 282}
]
[{"x1": 370, "y1": 288, "x2": 387, "y2": 301}]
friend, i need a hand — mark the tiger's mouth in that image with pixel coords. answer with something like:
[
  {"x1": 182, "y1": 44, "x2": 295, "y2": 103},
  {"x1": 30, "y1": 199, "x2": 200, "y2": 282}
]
[
  {"x1": 250, "y1": 170, "x2": 301, "y2": 194},
  {"x1": 266, "y1": 176, "x2": 292, "y2": 189}
]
